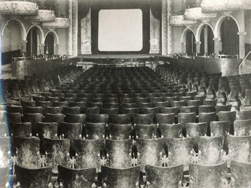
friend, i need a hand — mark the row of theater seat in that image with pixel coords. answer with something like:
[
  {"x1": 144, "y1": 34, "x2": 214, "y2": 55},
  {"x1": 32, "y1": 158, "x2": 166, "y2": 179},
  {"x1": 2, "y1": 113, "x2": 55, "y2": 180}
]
[{"x1": 1, "y1": 65, "x2": 251, "y2": 187}]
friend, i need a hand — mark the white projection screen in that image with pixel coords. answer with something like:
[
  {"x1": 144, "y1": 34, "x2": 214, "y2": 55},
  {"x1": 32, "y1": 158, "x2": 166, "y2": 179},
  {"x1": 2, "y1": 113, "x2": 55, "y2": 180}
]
[{"x1": 98, "y1": 9, "x2": 143, "y2": 52}]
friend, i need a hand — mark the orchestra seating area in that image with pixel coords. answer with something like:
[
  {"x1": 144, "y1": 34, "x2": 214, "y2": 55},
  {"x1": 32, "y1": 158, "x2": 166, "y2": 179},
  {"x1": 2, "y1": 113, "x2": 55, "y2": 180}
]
[{"x1": 1, "y1": 62, "x2": 251, "y2": 188}]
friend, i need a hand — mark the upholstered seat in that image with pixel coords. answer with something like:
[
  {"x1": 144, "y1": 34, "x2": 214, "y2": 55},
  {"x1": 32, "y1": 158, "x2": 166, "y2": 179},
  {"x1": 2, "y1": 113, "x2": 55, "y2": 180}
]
[
  {"x1": 101, "y1": 165, "x2": 140, "y2": 188},
  {"x1": 145, "y1": 164, "x2": 184, "y2": 188},
  {"x1": 218, "y1": 111, "x2": 236, "y2": 135},
  {"x1": 159, "y1": 123, "x2": 182, "y2": 138},
  {"x1": 228, "y1": 135, "x2": 251, "y2": 163},
  {"x1": 15, "y1": 165, "x2": 52, "y2": 188},
  {"x1": 136, "y1": 138, "x2": 163, "y2": 171},
  {"x1": 37, "y1": 122, "x2": 58, "y2": 139},
  {"x1": 231, "y1": 160, "x2": 251, "y2": 188},
  {"x1": 234, "y1": 119, "x2": 251, "y2": 136},
  {"x1": 109, "y1": 123, "x2": 132, "y2": 140},
  {"x1": 14, "y1": 137, "x2": 40, "y2": 168},
  {"x1": 197, "y1": 136, "x2": 224, "y2": 164},
  {"x1": 42, "y1": 138, "x2": 71, "y2": 174},
  {"x1": 156, "y1": 113, "x2": 175, "y2": 124},
  {"x1": 74, "y1": 139, "x2": 104, "y2": 169},
  {"x1": 22, "y1": 113, "x2": 43, "y2": 135},
  {"x1": 133, "y1": 114, "x2": 154, "y2": 125},
  {"x1": 210, "y1": 121, "x2": 230, "y2": 153},
  {"x1": 13, "y1": 122, "x2": 32, "y2": 137},
  {"x1": 24, "y1": 106, "x2": 44, "y2": 114},
  {"x1": 106, "y1": 139, "x2": 133, "y2": 168},
  {"x1": 189, "y1": 162, "x2": 227, "y2": 188},
  {"x1": 86, "y1": 114, "x2": 109, "y2": 124},
  {"x1": 85, "y1": 122, "x2": 106, "y2": 139},
  {"x1": 165, "y1": 137, "x2": 194, "y2": 167}
]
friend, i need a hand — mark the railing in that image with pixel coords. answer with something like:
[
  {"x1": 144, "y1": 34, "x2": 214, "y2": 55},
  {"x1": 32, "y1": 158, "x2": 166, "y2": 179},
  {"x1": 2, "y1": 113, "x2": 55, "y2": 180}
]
[{"x1": 239, "y1": 51, "x2": 251, "y2": 74}]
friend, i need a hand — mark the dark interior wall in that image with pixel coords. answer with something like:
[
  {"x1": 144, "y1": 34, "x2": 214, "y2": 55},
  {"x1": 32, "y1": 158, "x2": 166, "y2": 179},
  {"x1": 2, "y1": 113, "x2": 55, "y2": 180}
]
[
  {"x1": 44, "y1": 33, "x2": 54, "y2": 55},
  {"x1": 200, "y1": 25, "x2": 214, "y2": 55},
  {"x1": 26, "y1": 27, "x2": 39, "y2": 56},
  {"x1": 221, "y1": 17, "x2": 239, "y2": 55},
  {"x1": 90, "y1": 1, "x2": 150, "y2": 54},
  {"x1": 186, "y1": 30, "x2": 196, "y2": 55}
]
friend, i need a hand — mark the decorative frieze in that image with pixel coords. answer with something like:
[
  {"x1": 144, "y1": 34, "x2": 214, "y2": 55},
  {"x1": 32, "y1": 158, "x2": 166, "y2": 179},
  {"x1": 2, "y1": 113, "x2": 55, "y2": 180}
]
[
  {"x1": 25, "y1": 10, "x2": 55, "y2": 22},
  {"x1": 0, "y1": 1, "x2": 38, "y2": 15},
  {"x1": 42, "y1": 18, "x2": 70, "y2": 28},
  {"x1": 170, "y1": 15, "x2": 197, "y2": 26},
  {"x1": 184, "y1": 7, "x2": 217, "y2": 21}
]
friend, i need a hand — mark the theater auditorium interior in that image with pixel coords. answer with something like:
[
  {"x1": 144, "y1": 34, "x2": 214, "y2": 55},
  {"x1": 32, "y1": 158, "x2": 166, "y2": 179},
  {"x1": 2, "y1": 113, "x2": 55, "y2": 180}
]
[{"x1": 1, "y1": 0, "x2": 251, "y2": 187}]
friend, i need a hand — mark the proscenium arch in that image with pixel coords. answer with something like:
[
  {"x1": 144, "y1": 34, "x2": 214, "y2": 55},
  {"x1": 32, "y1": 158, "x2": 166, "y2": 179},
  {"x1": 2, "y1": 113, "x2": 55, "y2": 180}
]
[
  {"x1": 1, "y1": 19, "x2": 26, "y2": 41},
  {"x1": 196, "y1": 23, "x2": 214, "y2": 42},
  {"x1": 214, "y1": 14, "x2": 240, "y2": 39}
]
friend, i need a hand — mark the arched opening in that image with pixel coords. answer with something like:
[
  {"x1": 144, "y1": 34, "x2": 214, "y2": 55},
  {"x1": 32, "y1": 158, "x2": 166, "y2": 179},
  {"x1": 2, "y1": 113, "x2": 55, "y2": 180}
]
[
  {"x1": 186, "y1": 30, "x2": 196, "y2": 55},
  {"x1": 2, "y1": 20, "x2": 22, "y2": 53},
  {"x1": 200, "y1": 25, "x2": 214, "y2": 56},
  {"x1": 26, "y1": 27, "x2": 42, "y2": 56},
  {"x1": 220, "y1": 17, "x2": 239, "y2": 55},
  {"x1": 44, "y1": 32, "x2": 55, "y2": 56}
]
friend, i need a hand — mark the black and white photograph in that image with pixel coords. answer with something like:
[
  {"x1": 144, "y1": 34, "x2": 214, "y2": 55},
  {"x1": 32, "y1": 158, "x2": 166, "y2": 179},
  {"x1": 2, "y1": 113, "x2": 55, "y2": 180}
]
[{"x1": 0, "y1": 0, "x2": 251, "y2": 187}]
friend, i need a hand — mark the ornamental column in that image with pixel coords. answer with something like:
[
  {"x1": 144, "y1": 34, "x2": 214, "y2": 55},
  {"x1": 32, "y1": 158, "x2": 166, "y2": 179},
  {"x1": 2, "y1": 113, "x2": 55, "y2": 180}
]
[
  {"x1": 161, "y1": 0, "x2": 167, "y2": 55},
  {"x1": 195, "y1": 41, "x2": 201, "y2": 55},
  {"x1": 166, "y1": 0, "x2": 172, "y2": 55},
  {"x1": 68, "y1": 0, "x2": 73, "y2": 56},
  {"x1": 81, "y1": 9, "x2": 92, "y2": 54},
  {"x1": 68, "y1": 0, "x2": 78, "y2": 56}
]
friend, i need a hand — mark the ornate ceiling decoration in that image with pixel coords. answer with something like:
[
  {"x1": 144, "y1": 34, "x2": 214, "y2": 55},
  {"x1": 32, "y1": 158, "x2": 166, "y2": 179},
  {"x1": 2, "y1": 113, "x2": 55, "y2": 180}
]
[
  {"x1": 42, "y1": 18, "x2": 70, "y2": 28},
  {"x1": 184, "y1": 7, "x2": 217, "y2": 21},
  {"x1": 170, "y1": 15, "x2": 197, "y2": 26},
  {"x1": 201, "y1": 0, "x2": 251, "y2": 12},
  {"x1": 25, "y1": 9, "x2": 55, "y2": 22},
  {"x1": 0, "y1": 1, "x2": 38, "y2": 15}
]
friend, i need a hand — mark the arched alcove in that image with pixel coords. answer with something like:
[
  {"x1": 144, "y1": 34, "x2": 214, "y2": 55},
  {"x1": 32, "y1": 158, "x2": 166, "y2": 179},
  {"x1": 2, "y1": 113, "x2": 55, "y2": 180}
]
[
  {"x1": 186, "y1": 30, "x2": 196, "y2": 55},
  {"x1": 26, "y1": 26, "x2": 42, "y2": 56},
  {"x1": 2, "y1": 20, "x2": 23, "y2": 53},
  {"x1": 220, "y1": 17, "x2": 239, "y2": 55},
  {"x1": 200, "y1": 25, "x2": 214, "y2": 55},
  {"x1": 44, "y1": 32, "x2": 54, "y2": 55}
]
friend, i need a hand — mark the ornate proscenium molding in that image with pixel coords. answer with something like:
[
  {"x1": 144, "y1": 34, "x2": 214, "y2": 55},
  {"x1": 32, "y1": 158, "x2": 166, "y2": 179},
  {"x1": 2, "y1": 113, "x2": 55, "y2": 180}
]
[
  {"x1": 42, "y1": 18, "x2": 70, "y2": 28},
  {"x1": 25, "y1": 9, "x2": 55, "y2": 22},
  {"x1": 184, "y1": 7, "x2": 217, "y2": 21},
  {"x1": 201, "y1": 0, "x2": 251, "y2": 12},
  {"x1": 0, "y1": 1, "x2": 38, "y2": 15},
  {"x1": 170, "y1": 15, "x2": 197, "y2": 26}
]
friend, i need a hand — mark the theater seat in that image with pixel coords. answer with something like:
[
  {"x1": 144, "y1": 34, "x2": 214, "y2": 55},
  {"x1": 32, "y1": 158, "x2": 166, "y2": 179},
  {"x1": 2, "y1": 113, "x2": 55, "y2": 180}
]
[
  {"x1": 15, "y1": 165, "x2": 52, "y2": 188},
  {"x1": 101, "y1": 165, "x2": 140, "y2": 188},
  {"x1": 74, "y1": 138, "x2": 104, "y2": 169},
  {"x1": 58, "y1": 165, "x2": 96, "y2": 188},
  {"x1": 230, "y1": 160, "x2": 251, "y2": 188},
  {"x1": 145, "y1": 164, "x2": 183, "y2": 188},
  {"x1": 189, "y1": 162, "x2": 227, "y2": 188}
]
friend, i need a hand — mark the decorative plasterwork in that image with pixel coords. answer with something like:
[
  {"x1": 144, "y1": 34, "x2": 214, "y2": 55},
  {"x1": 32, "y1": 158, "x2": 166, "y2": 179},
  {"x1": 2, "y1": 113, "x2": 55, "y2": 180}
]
[
  {"x1": 25, "y1": 9, "x2": 55, "y2": 22},
  {"x1": 0, "y1": 1, "x2": 38, "y2": 15},
  {"x1": 201, "y1": 0, "x2": 251, "y2": 12},
  {"x1": 170, "y1": 15, "x2": 197, "y2": 26},
  {"x1": 42, "y1": 18, "x2": 70, "y2": 28},
  {"x1": 184, "y1": 7, "x2": 217, "y2": 21}
]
